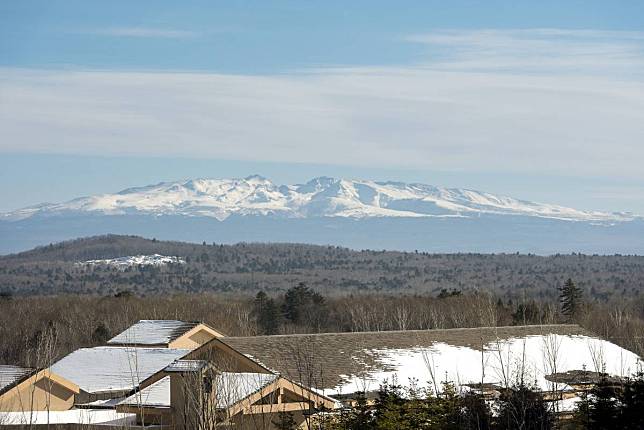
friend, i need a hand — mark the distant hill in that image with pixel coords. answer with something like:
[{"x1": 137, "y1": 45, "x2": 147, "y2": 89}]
[
  {"x1": 1, "y1": 176, "x2": 642, "y2": 255},
  {"x1": 1, "y1": 235, "x2": 643, "y2": 299}
]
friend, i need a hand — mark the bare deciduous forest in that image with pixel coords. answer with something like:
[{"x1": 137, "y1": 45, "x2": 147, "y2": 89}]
[{"x1": 1, "y1": 235, "x2": 642, "y2": 370}]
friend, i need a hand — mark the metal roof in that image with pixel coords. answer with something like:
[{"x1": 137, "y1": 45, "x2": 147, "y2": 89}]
[
  {"x1": 107, "y1": 320, "x2": 200, "y2": 346},
  {"x1": 50, "y1": 346, "x2": 190, "y2": 394},
  {"x1": 0, "y1": 365, "x2": 33, "y2": 394}
]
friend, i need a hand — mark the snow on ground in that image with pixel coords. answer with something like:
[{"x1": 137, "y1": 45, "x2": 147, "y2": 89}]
[
  {"x1": 327, "y1": 335, "x2": 642, "y2": 396},
  {"x1": 79, "y1": 254, "x2": 185, "y2": 268},
  {"x1": 0, "y1": 409, "x2": 136, "y2": 425}
]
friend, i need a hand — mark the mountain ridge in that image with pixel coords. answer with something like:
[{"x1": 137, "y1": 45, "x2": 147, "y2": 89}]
[{"x1": 2, "y1": 175, "x2": 637, "y2": 223}]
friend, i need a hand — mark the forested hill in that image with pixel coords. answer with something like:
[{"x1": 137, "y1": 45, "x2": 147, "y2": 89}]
[{"x1": 1, "y1": 235, "x2": 643, "y2": 298}]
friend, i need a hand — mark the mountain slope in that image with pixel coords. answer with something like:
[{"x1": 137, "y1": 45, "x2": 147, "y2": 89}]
[
  {"x1": 1, "y1": 176, "x2": 641, "y2": 255},
  {"x1": 1, "y1": 176, "x2": 636, "y2": 223}
]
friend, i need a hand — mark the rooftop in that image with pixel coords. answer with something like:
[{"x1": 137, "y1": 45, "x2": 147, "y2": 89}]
[
  {"x1": 50, "y1": 346, "x2": 190, "y2": 394},
  {"x1": 222, "y1": 324, "x2": 642, "y2": 395},
  {"x1": 0, "y1": 365, "x2": 33, "y2": 394},
  {"x1": 119, "y1": 372, "x2": 279, "y2": 409},
  {"x1": 107, "y1": 320, "x2": 201, "y2": 346},
  {"x1": 165, "y1": 359, "x2": 208, "y2": 373}
]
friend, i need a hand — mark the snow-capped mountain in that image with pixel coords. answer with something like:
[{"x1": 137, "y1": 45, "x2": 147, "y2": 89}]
[
  {"x1": 2, "y1": 176, "x2": 642, "y2": 255},
  {"x1": 1, "y1": 175, "x2": 635, "y2": 223}
]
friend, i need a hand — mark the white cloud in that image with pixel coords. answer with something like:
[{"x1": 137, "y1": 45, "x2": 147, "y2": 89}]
[
  {"x1": 92, "y1": 27, "x2": 197, "y2": 38},
  {"x1": 1, "y1": 29, "x2": 643, "y2": 179}
]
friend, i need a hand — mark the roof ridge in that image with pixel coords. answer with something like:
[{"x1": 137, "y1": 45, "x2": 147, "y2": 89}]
[{"x1": 225, "y1": 324, "x2": 585, "y2": 340}]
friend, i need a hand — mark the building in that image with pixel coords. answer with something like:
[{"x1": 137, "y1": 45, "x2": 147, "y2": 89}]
[
  {"x1": 0, "y1": 365, "x2": 79, "y2": 412},
  {"x1": 0, "y1": 321, "x2": 641, "y2": 428},
  {"x1": 1, "y1": 320, "x2": 336, "y2": 429}
]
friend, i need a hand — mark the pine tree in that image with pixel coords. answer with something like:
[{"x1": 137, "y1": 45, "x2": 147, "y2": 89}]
[
  {"x1": 282, "y1": 282, "x2": 325, "y2": 325},
  {"x1": 559, "y1": 278, "x2": 583, "y2": 321},
  {"x1": 253, "y1": 291, "x2": 281, "y2": 335}
]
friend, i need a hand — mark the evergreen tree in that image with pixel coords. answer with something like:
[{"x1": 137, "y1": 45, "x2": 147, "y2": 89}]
[
  {"x1": 282, "y1": 282, "x2": 326, "y2": 326},
  {"x1": 620, "y1": 372, "x2": 644, "y2": 430},
  {"x1": 559, "y1": 278, "x2": 583, "y2": 320},
  {"x1": 495, "y1": 384, "x2": 554, "y2": 430},
  {"x1": 91, "y1": 322, "x2": 111, "y2": 343},
  {"x1": 253, "y1": 291, "x2": 281, "y2": 335}
]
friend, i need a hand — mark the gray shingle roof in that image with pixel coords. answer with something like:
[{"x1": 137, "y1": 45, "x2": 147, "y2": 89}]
[
  {"x1": 108, "y1": 320, "x2": 200, "y2": 346},
  {"x1": 0, "y1": 365, "x2": 33, "y2": 394},
  {"x1": 50, "y1": 346, "x2": 190, "y2": 394},
  {"x1": 221, "y1": 324, "x2": 614, "y2": 392}
]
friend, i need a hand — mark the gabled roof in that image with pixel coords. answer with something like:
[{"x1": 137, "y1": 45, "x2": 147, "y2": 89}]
[
  {"x1": 50, "y1": 346, "x2": 190, "y2": 394},
  {"x1": 0, "y1": 365, "x2": 33, "y2": 394},
  {"x1": 119, "y1": 372, "x2": 280, "y2": 409},
  {"x1": 221, "y1": 324, "x2": 642, "y2": 396},
  {"x1": 107, "y1": 320, "x2": 201, "y2": 346}
]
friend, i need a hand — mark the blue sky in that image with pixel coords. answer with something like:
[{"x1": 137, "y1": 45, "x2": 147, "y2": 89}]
[{"x1": 1, "y1": 1, "x2": 644, "y2": 213}]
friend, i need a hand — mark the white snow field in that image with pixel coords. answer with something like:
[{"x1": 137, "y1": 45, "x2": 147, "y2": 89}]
[
  {"x1": 327, "y1": 334, "x2": 641, "y2": 396},
  {"x1": 0, "y1": 409, "x2": 136, "y2": 426},
  {"x1": 2, "y1": 176, "x2": 635, "y2": 223}
]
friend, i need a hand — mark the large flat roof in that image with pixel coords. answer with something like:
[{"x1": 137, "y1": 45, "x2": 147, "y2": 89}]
[{"x1": 222, "y1": 324, "x2": 642, "y2": 395}]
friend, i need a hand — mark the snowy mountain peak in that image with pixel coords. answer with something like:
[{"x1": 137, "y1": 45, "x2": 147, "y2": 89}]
[{"x1": 1, "y1": 176, "x2": 637, "y2": 223}]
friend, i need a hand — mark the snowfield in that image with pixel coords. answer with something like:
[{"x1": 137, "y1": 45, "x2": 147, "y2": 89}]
[
  {"x1": 2, "y1": 175, "x2": 636, "y2": 223},
  {"x1": 327, "y1": 334, "x2": 642, "y2": 396},
  {"x1": 79, "y1": 254, "x2": 185, "y2": 268}
]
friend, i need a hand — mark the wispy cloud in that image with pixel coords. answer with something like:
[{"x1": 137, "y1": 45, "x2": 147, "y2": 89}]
[
  {"x1": 1, "y1": 29, "x2": 643, "y2": 181},
  {"x1": 405, "y1": 29, "x2": 644, "y2": 76},
  {"x1": 92, "y1": 27, "x2": 197, "y2": 39}
]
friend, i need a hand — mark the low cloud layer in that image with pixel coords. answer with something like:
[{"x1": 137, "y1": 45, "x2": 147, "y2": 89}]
[{"x1": 1, "y1": 29, "x2": 643, "y2": 179}]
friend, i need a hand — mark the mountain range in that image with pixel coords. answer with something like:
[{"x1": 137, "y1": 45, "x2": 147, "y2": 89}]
[{"x1": 1, "y1": 176, "x2": 642, "y2": 255}]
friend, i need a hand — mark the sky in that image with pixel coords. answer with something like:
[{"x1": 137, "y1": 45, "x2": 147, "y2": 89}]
[{"x1": 1, "y1": 1, "x2": 644, "y2": 213}]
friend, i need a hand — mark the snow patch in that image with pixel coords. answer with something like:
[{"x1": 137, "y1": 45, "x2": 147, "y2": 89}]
[
  {"x1": 78, "y1": 254, "x2": 185, "y2": 269},
  {"x1": 327, "y1": 335, "x2": 641, "y2": 396}
]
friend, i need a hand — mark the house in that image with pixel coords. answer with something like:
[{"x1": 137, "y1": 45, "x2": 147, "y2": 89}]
[
  {"x1": 1, "y1": 319, "x2": 337, "y2": 429},
  {"x1": 2, "y1": 321, "x2": 641, "y2": 428},
  {"x1": 0, "y1": 365, "x2": 79, "y2": 412},
  {"x1": 116, "y1": 359, "x2": 336, "y2": 429},
  {"x1": 49, "y1": 345, "x2": 192, "y2": 403},
  {"x1": 107, "y1": 319, "x2": 224, "y2": 349}
]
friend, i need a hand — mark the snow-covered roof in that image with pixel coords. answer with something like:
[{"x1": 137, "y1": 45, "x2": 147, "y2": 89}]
[
  {"x1": 223, "y1": 325, "x2": 642, "y2": 396},
  {"x1": 215, "y1": 372, "x2": 278, "y2": 408},
  {"x1": 165, "y1": 359, "x2": 208, "y2": 373},
  {"x1": 50, "y1": 346, "x2": 190, "y2": 394},
  {"x1": 108, "y1": 319, "x2": 200, "y2": 346},
  {"x1": 120, "y1": 376, "x2": 171, "y2": 408},
  {"x1": 119, "y1": 373, "x2": 278, "y2": 409},
  {"x1": 0, "y1": 365, "x2": 33, "y2": 393},
  {"x1": 0, "y1": 409, "x2": 136, "y2": 426}
]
